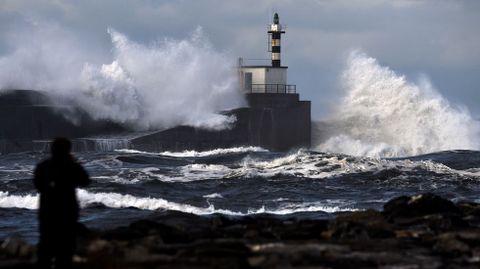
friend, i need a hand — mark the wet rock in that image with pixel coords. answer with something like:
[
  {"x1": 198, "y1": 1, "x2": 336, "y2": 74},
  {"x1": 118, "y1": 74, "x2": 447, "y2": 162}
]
[
  {"x1": 0, "y1": 238, "x2": 35, "y2": 259},
  {"x1": 250, "y1": 242, "x2": 351, "y2": 268},
  {"x1": 383, "y1": 193, "x2": 462, "y2": 222},
  {"x1": 101, "y1": 226, "x2": 141, "y2": 241},
  {"x1": 457, "y1": 202, "x2": 480, "y2": 228},
  {"x1": 123, "y1": 245, "x2": 152, "y2": 263},
  {"x1": 434, "y1": 233, "x2": 471, "y2": 256},
  {"x1": 190, "y1": 239, "x2": 251, "y2": 258},
  {"x1": 457, "y1": 201, "x2": 480, "y2": 216},
  {"x1": 454, "y1": 230, "x2": 480, "y2": 245},
  {"x1": 328, "y1": 210, "x2": 394, "y2": 239},
  {"x1": 86, "y1": 239, "x2": 115, "y2": 259}
]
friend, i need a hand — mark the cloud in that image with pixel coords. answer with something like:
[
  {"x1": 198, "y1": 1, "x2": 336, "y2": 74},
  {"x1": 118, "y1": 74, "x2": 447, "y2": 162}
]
[{"x1": 0, "y1": 0, "x2": 479, "y2": 118}]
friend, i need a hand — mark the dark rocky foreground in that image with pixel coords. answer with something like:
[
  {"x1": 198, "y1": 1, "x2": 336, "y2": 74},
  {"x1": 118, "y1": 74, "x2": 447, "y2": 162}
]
[{"x1": 1, "y1": 193, "x2": 480, "y2": 268}]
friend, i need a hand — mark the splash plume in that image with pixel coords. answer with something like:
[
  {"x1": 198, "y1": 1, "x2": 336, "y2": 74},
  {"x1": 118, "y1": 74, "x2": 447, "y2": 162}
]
[
  {"x1": 317, "y1": 51, "x2": 480, "y2": 157},
  {"x1": 0, "y1": 23, "x2": 245, "y2": 130}
]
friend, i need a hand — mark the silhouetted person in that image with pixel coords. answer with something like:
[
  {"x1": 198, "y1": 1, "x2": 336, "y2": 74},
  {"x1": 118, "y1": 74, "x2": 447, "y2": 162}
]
[{"x1": 34, "y1": 138, "x2": 90, "y2": 269}]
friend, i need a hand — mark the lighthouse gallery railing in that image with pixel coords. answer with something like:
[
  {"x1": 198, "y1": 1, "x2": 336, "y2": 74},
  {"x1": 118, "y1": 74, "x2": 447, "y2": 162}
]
[{"x1": 247, "y1": 84, "x2": 296, "y2": 94}]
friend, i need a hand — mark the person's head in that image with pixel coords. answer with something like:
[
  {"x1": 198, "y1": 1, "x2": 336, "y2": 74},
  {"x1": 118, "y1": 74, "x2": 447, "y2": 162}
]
[{"x1": 51, "y1": 137, "x2": 72, "y2": 157}]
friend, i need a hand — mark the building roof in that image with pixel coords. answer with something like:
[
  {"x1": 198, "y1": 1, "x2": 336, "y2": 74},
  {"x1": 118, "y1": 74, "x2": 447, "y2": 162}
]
[{"x1": 239, "y1": 65, "x2": 288, "y2": 69}]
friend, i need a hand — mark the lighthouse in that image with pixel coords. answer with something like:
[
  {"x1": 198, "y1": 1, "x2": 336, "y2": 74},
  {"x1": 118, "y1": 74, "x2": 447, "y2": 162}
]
[
  {"x1": 236, "y1": 13, "x2": 311, "y2": 150},
  {"x1": 238, "y1": 13, "x2": 293, "y2": 94},
  {"x1": 268, "y1": 13, "x2": 285, "y2": 67}
]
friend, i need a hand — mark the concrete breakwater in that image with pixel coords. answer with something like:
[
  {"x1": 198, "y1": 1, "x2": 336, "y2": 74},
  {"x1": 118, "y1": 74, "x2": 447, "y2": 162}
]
[{"x1": 0, "y1": 89, "x2": 311, "y2": 154}]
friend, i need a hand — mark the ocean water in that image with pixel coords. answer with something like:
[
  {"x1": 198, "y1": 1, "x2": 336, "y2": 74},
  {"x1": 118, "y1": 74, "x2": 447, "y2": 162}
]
[
  {"x1": 1, "y1": 39, "x2": 480, "y2": 245},
  {"x1": 1, "y1": 146, "x2": 480, "y2": 243}
]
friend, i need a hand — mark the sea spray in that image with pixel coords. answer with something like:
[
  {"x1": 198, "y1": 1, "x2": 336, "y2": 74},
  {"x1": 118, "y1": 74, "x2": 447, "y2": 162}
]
[
  {"x1": 79, "y1": 28, "x2": 245, "y2": 130},
  {"x1": 0, "y1": 23, "x2": 245, "y2": 130},
  {"x1": 317, "y1": 51, "x2": 480, "y2": 158}
]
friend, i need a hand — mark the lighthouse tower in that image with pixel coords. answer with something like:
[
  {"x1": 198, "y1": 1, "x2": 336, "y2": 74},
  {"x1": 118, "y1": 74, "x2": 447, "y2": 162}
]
[
  {"x1": 238, "y1": 13, "x2": 293, "y2": 94},
  {"x1": 268, "y1": 13, "x2": 285, "y2": 67}
]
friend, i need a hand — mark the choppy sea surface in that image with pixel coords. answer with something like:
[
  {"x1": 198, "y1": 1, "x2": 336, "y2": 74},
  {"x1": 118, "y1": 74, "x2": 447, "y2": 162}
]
[{"x1": 1, "y1": 146, "x2": 480, "y2": 243}]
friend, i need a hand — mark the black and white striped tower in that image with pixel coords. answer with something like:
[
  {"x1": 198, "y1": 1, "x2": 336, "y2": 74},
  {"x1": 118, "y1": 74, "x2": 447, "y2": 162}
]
[{"x1": 268, "y1": 13, "x2": 285, "y2": 67}]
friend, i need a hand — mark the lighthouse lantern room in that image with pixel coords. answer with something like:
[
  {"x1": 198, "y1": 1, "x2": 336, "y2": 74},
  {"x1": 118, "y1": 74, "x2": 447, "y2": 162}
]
[{"x1": 238, "y1": 13, "x2": 295, "y2": 94}]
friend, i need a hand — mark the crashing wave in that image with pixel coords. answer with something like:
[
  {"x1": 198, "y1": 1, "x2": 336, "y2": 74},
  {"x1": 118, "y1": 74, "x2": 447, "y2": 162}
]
[
  {"x1": 316, "y1": 51, "x2": 480, "y2": 158},
  {"x1": 0, "y1": 189, "x2": 355, "y2": 214}
]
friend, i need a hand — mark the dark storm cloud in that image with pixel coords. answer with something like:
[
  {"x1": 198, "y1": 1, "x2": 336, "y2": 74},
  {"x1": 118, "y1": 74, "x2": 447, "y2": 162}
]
[{"x1": 1, "y1": 0, "x2": 479, "y2": 117}]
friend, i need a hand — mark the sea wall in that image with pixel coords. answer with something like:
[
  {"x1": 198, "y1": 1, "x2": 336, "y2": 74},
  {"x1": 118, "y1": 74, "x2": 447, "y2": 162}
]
[
  {"x1": 130, "y1": 93, "x2": 311, "y2": 152},
  {"x1": 0, "y1": 90, "x2": 311, "y2": 153},
  {"x1": 0, "y1": 90, "x2": 124, "y2": 153}
]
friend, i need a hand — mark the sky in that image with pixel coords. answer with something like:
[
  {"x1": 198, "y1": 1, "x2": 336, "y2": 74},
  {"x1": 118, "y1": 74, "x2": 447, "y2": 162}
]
[{"x1": 0, "y1": 0, "x2": 479, "y2": 119}]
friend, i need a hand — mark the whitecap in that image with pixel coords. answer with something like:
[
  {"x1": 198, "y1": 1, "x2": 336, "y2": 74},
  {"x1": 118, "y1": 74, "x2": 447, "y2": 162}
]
[
  {"x1": 0, "y1": 189, "x2": 358, "y2": 215},
  {"x1": 203, "y1": 193, "x2": 224, "y2": 199},
  {"x1": 115, "y1": 146, "x2": 267, "y2": 158},
  {"x1": 0, "y1": 191, "x2": 38, "y2": 209}
]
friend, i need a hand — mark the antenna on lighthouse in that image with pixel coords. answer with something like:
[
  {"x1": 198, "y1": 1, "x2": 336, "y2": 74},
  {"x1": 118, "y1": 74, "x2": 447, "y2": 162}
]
[{"x1": 267, "y1": 13, "x2": 285, "y2": 67}]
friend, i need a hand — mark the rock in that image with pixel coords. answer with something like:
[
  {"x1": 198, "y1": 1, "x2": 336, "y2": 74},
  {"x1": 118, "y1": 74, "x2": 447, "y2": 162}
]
[
  {"x1": 328, "y1": 210, "x2": 395, "y2": 239},
  {"x1": 383, "y1": 193, "x2": 462, "y2": 222},
  {"x1": 275, "y1": 219, "x2": 329, "y2": 240},
  {"x1": 123, "y1": 245, "x2": 151, "y2": 263},
  {"x1": 190, "y1": 239, "x2": 251, "y2": 258},
  {"x1": 0, "y1": 238, "x2": 35, "y2": 259},
  {"x1": 457, "y1": 201, "x2": 480, "y2": 216},
  {"x1": 250, "y1": 242, "x2": 351, "y2": 268},
  {"x1": 455, "y1": 230, "x2": 480, "y2": 245},
  {"x1": 129, "y1": 219, "x2": 192, "y2": 244},
  {"x1": 434, "y1": 233, "x2": 471, "y2": 256},
  {"x1": 457, "y1": 202, "x2": 480, "y2": 228},
  {"x1": 101, "y1": 226, "x2": 141, "y2": 241},
  {"x1": 86, "y1": 239, "x2": 115, "y2": 258}
]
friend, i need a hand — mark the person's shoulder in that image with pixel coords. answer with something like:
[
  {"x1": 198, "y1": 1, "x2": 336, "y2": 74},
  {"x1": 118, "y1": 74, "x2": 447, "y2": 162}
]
[
  {"x1": 69, "y1": 159, "x2": 86, "y2": 170},
  {"x1": 72, "y1": 161, "x2": 84, "y2": 168},
  {"x1": 34, "y1": 158, "x2": 53, "y2": 176},
  {"x1": 36, "y1": 158, "x2": 52, "y2": 169}
]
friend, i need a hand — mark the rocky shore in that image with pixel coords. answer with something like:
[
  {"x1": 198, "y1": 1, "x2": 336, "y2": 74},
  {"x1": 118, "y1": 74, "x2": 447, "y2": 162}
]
[{"x1": 1, "y1": 193, "x2": 480, "y2": 268}]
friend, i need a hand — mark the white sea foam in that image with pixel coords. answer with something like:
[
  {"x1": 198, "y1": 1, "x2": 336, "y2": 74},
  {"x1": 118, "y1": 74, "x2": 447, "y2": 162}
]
[
  {"x1": 237, "y1": 149, "x2": 470, "y2": 180},
  {"x1": 102, "y1": 149, "x2": 476, "y2": 184},
  {"x1": 85, "y1": 157, "x2": 124, "y2": 169},
  {"x1": 91, "y1": 175, "x2": 140, "y2": 185},
  {"x1": 0, "y1": 191, "x2": 38, "y2": 210},
  {"x1": 0, "y1": 189, "x2": 356, "y2": 215},
  {"x1": 254, "y1": 203, "x2": 357, "y2": 214},
  {"x1": 316, "y1": 51, "x2": 480, "y2": 158},
  {"x1": 91, "y1": 139, "x2": 131, "y2": 152},
  {"x1": 121, "y1": 165, "x2": 233, "y2": 183},
  {"x1": 115, "y1": 146, "x2": 267, "y2": 158},
  {"x1": 203, "y1": 193, "x2": 224, "y2": 199}
]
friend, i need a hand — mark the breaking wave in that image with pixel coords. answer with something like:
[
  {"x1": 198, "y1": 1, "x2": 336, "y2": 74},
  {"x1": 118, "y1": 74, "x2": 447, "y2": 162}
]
[
  {"x1": 0, "y1": 23, "x2": 244, "y2": 130},
  {"x1": 0, "y1": 190, "x2": 355, "y2": 214},
  {"x1": 316, "y1": 51, "x2": 480, "y2": 158},
  {"x1": 0, "y1": 191, "x2": 37, "y2": 209},
  {"x1": 116, "y1": 146, "x2": 267, "y2": 157},
  {"x1": 91, "y1": 150, "x2": 473, "y2": 183}
]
